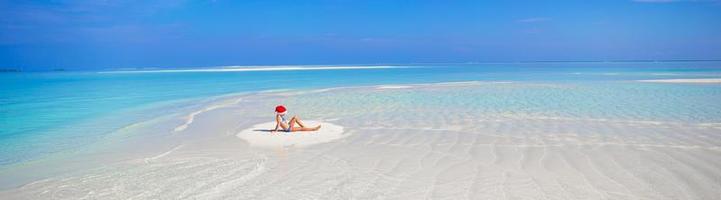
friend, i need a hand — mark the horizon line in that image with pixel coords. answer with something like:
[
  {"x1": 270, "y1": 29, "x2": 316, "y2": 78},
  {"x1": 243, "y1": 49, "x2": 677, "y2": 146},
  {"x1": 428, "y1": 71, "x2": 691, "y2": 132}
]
[{"x1": 3, "y1": 59, "x2": 721, "y2": 72}]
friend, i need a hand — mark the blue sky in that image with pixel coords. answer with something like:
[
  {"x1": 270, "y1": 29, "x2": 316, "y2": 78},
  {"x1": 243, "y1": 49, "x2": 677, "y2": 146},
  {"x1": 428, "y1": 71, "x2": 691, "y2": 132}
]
[{"x1": 1, "y1": 0, "x2": 720, "y2": 70}]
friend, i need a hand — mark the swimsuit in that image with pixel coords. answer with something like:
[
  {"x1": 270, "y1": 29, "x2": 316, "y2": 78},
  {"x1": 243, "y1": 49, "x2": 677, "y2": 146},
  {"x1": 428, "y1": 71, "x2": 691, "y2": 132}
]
[{"x1": 280, "y1": 114, "x2": 291, "y2": 132}]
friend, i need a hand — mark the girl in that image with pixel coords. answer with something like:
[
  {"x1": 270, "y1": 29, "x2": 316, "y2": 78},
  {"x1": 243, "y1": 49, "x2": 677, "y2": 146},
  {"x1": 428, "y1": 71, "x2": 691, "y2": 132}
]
[{"x1": 272, "y1": 105, "x2": 321, "y2": 132}]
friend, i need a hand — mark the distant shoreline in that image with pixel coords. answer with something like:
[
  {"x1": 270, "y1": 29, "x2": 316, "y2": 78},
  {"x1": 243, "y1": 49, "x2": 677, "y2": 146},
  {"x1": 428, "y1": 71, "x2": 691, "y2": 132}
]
[{"x1": 4, "y1": 59, "x2": 721, "y2": 73}]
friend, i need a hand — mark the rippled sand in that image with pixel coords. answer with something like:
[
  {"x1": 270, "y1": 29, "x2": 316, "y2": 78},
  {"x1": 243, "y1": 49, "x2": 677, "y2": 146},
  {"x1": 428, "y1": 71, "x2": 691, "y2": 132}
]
[{"x1": 2, "y1": 82, "x2": 721, "y2": 199}]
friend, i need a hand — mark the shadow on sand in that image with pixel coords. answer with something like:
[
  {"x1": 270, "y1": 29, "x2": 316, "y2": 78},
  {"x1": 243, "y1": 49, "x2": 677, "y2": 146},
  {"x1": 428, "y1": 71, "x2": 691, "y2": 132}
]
[{"x1": 252, "y1": 129, "x2": 278, "y2": 132}]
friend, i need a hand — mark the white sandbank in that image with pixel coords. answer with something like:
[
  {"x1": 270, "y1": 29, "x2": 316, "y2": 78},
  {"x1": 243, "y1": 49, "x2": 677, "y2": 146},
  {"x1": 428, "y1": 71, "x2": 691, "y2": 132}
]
[
  {"x1": 638, "y1": 78, "x2": 721, "y2": 83},
  {"x1": 236, "y1": 121, "x2": 347, "y2": 148},
  {"x1": 376, "y1": 85, "x2": 413, "y2": 89},
  {"x1": 100, "y1": 65, "x2": 405, "y2": 74},
  {"x1": 375, "y1": 81, "x2": 512, "y2": 90}
]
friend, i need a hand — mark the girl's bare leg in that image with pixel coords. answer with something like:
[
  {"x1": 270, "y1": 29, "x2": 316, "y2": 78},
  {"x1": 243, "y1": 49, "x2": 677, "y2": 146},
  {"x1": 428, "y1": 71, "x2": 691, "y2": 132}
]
[
  {"x1": 288, "y1": 118, "x2": 297, "y2": 131},
  {"x1": 288, "y1": 117, "x2": 320, "y2": 132},
  {"x1": 296, "y1": 126, "x2": 321, "y2": 131},
  {"x1": 290, "y1": 115, "x2": 306, "y2": 128}
]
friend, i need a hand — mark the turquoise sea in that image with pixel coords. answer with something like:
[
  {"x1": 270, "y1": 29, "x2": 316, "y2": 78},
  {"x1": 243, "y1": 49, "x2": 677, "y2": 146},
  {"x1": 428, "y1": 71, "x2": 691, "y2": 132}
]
[{"x1": 2, "y1": 62, "x2": 721, "y2": 167}]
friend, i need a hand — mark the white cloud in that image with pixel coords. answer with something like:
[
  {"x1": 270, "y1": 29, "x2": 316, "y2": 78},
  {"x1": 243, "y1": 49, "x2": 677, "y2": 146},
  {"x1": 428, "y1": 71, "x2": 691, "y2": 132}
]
[{"x1": 516, "y1": 17, "x2": 551, "y2": 23}]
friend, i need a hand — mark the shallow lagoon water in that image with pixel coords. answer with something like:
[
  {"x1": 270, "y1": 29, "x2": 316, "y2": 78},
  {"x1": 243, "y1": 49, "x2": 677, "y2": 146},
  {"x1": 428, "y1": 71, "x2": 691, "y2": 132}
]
[{"x1": 1, "y1": 62, "x2": 721, "y2": 199}]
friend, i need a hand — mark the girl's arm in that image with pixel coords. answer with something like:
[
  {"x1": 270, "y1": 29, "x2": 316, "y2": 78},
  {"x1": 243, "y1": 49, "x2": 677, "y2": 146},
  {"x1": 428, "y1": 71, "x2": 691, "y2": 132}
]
[{"x1": 272, "y1": 115, "x2": 280, "y2": 132}]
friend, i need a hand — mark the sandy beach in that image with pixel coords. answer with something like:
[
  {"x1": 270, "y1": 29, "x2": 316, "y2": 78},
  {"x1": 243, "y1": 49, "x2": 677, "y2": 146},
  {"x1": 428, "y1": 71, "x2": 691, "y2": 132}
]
[{"x1": 2, "y1": 82, "x2": 720, "y2": 199}]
